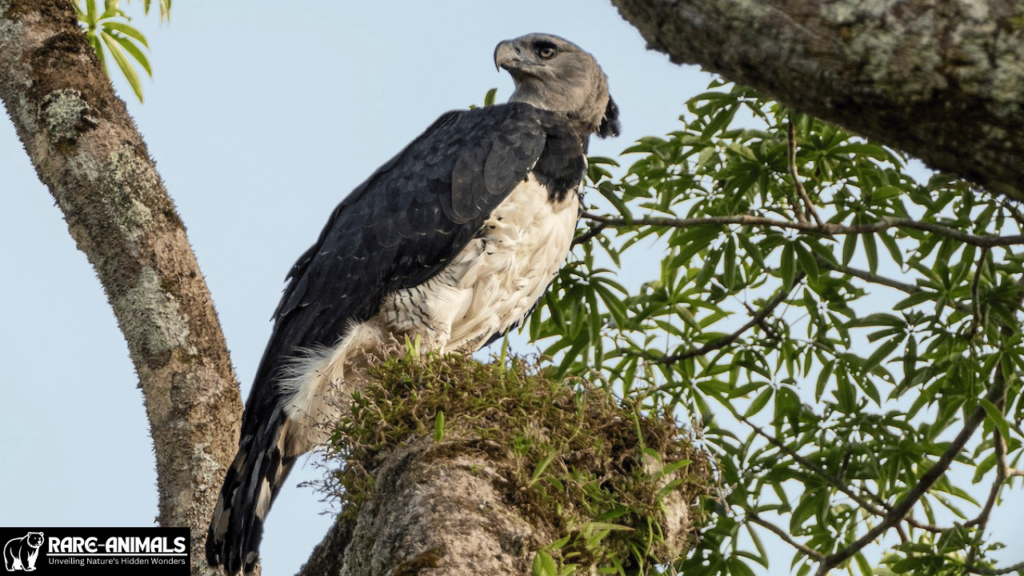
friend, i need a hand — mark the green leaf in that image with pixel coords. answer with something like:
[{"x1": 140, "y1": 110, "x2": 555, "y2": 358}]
[
  {"x1": 107, "y1": 29, "x2": 152, "y2": 77},
  {"x1": 433, "y1": 410, "x2": 445, "y2": 442},
  {"x1": 727, "y1": 558, "x2": 757, "y2": 576},
  {"x1": 863, "y1": 233, "x2": 879, "y2": 274},
  {"x1": 85, "y1": 0, "x2": 98, "y2": 26},
  {"x1": 893, "y1": 290, "x2": 935, "y2": 310},
  {"x1": 745, "y1": 387, "x2": 773, "y2": 418},
  {"x1": 865, "y1": 337, "x2": 900, "y2": 371},
  {"x1": 855, "y1": 552, "x2": 872, "y2": 576},
  {"x1": 103, "y1": 21, "x2": 150, "y2": 48},
  {"x1": 580, "y1": 521, "x2": 634, "y2": 533},
  {"x1": 533, "y1": 550, "x2": 558, "y2": 576},
  {"x1": 870, "y1": 185, "x2": 902, "y2": 205},
  {"x1": 88, "y1": 34, "x2": 108, "y2": 73},
  {"x1": 979, "y1": 398, "x2": 1011, "y2": 442},
  {"x1": 879, "y1": 232, "x2": 904, "y2": 267},
  {"x1": 101, "y1": 31, "x2": 144, "y2": 102},
  {"x1": 794, "y1": 241, "x2": 819, "y2": 281},
  {"x1": 483, "y1": 87, "x2": 497, "y2": 107},
  {"x1": 842, "y1": 234, "x2": 857, "y2": 267},
  {"x1": 530, "y1": 449, "x2": 560, "y2": 486},
  {"x1": 596, "y1": 183, "x2": 632, "y2": 220},
  {"x1": 780, "y1": 243, "x2": 795, "y2": 288},
  {"x1": 724, "y1": 235, "x2": 738, "y2": 286},
  {"x1": 835, "y1": 372, "x2": 857, "y2": 413}
]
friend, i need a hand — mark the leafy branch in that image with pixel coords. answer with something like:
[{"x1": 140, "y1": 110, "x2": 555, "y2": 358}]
[
  {"x1": 581, "y1": 212, "x2": 1024, "y2": 248},
  {"x1": 75, "y1": 0, "x2": 168, "y2": 102},
  {"x1": 538, "y1": 82, "x2": 1022, "y2": 575}
]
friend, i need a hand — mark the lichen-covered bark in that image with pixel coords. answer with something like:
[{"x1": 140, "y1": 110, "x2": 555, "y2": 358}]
[
  {"x1": 610, "y1": 0, "x2": 1024, "y2": 199},
  {"x1": 0, "y1": 1, "x2": 242, "y2": 572},
  {"x1": 302, "y1": 438, "x2": 604, "y2": 576},
  {"x1": 338, "y1": 439, "x2": 545, "y2": 576}
]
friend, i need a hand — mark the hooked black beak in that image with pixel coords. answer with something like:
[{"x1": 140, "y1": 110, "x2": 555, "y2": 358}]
[{"x1": 494, "y1": 40, "x2": 522, "y2": 72}]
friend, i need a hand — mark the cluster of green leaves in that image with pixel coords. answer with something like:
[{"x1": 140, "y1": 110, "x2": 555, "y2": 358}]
[
  {"x1": 322, "y1": 343, "x2": 714, "y2": 575},
  {"x1": 530, "y1": 80, "x2": 1024, "y2": 575},
  {"x1": 76, "y1": 0, "x2": 169, "y2": 102}
]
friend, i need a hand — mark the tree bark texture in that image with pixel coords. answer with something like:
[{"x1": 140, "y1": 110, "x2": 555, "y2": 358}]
[
  {"x1": 0, "y1": 1, "x2": 243, "y2": 572},
  {"x1": 303, "y1": 438, "x2": 547, "y2": 576},
  {"x1": 610, "y1": 0, "x2": 1024, "y2": 199},
  {"x1": 298, "y1": 436, "x2": 699, "y2": 576}
]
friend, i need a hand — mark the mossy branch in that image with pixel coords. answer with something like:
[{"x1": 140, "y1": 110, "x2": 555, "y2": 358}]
[{"x1": 301, "y1": 351, "x2": 716, "y2": 575}]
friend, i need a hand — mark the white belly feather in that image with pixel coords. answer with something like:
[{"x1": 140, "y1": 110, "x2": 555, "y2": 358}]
[
  {"x1": 382, "y1": 173, "x2": 579, "y2": 352},
  {"x1": 279, "y1": 174, "x2": 580, "y2": 453}
]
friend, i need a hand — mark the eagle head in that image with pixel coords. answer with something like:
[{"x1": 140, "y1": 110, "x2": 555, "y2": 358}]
[{"x1": 494, "y1": 33, "x2": 620, "y2": 139}]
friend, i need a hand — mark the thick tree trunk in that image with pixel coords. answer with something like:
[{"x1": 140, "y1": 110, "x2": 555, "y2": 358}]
[
  {"x1": 610, "y1": 0, "x2": 1024, "y2": 199},
  {"x1": 301, "y1": 438, "x2": 548, "y2": 576},
  {"x1": 0, "y1": 2, "x2": 242, "y2": 573}
]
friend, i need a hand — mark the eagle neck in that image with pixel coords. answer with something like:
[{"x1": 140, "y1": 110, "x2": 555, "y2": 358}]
[{"x1": 532, "y1": 112, "x2": 590, "y2": 205}]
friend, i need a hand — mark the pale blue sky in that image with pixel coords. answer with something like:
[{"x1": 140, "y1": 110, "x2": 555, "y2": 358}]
[{"x1": 1, "y1": 2, "x2": 1019, "y2": 575}]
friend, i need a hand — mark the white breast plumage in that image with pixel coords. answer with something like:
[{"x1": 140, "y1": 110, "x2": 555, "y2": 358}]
[{"x1": 383, "y1": 173, "x2": 580, "y2": 352}]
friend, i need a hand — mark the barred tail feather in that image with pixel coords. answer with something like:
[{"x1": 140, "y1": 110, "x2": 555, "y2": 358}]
[{"x1": 206, "y1": 415, "x2": 296, "y2": 575}]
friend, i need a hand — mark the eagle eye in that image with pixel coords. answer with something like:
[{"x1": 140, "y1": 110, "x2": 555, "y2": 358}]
[{"x1": 535, "y1": 42, "x2": 557, "y2": 60}]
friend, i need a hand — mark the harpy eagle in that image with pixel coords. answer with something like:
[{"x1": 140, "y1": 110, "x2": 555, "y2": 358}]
[{"x1": 206, "y1": 33, "x2": 619, "y2": 574}]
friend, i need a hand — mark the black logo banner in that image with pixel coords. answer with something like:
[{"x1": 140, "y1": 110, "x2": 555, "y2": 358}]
[{"x1": 1, "y1": 528, "x2": 189, "y2": 575}]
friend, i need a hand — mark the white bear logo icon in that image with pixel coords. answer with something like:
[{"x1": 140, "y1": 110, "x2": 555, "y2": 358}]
[{"x1": 3, "y1": 532, "x2": 43, "y2": 572}]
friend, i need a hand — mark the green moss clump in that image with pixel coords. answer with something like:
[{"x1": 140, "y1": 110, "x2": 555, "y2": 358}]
[{"x1": 322, "y1": 346, "x2": 715, "y2": 574}]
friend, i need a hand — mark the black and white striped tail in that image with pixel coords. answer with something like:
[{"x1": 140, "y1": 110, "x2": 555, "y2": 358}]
[{"x1": 206, "y1": 415, "x2": 295, "y2": 575}]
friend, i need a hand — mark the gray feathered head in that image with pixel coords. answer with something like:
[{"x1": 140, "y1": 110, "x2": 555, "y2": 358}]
[{"x1": 494, "y1": 33, "x2": 620, "y2": 138}]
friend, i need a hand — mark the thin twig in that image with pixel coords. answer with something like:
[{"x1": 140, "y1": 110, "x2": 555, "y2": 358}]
[
  {"x1": 748, "y1": 512, "x2": 825, "y2": 561},
  {"x1": 964, "y1": 428, "x2": 1008, "y2": 573},
  {"x1": 819, "y1": 261, "x2": 921, "y2": 295},
  {"x1": 817, "y1": 260, "x2": 974, "y2": 314},
  {"x1": 735, "y1": 412, "x2": 891, "y2": 521},
  {"x1": 970, "y1": 247, "x2": 990, "y2": 337},
  {"x1": 896, "y1": 523, "x2": 909, "y2": 544},
  {"x1": 573, "y1": 221, "x2": 609, "y2": 246},
  {"x1": 581, "y1": 212, "x2": 1024, "y2": 248},
  {"x1": 789, "y1": 120, "x2": 824, "y2": 227},
  {"x1": 999, "y1": 198, "x2": 1024, "y2": 230},
  {"x1": 786, "y1": 122, "x2": 808, "y2": 224},
  {"x1": 642, "y1": 272, "x2": 805, "y2": 365},
  {"x1": 964, "y1": 560, "x2": 1024, "y2": 575},
  {"x1": 742, "y1": 300, "x2": 781, "y2": 341}
]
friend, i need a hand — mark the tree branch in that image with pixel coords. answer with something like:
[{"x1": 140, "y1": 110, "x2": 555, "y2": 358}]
[
  {"x1": 581, "y1": 212, "x2": 1024, "y2": 248},
  {"x1": 965, "y1": 560, "x2": 1024, "y2": 576},
  {"x1": 747, "y1": 512, "x2": 824, "y2": 562},
  {"x1": 608, "y1": 0, "x2": 1024, "y2": 198},
  {"x1": 788, "y1": 120, "x2": 824, "y2": 227},
  {"x1": 734, "y1": 413, "x2": 895, "y2": 527},
  {"x1": 964, "y1": 429, "x2": 1008, "y2": 568},
  {"x1": 573, "y1": 221, "x2": 609, "y2": 246},
  {"x1": 639, "y1": 272, "x2": 804, "y2": 365},
  {"x1": 0, "y1": 2, "x2": 242, "y2": 572},
  {"x1": 814, "y1": 366, "x2": 1010, "y2": 575}
]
